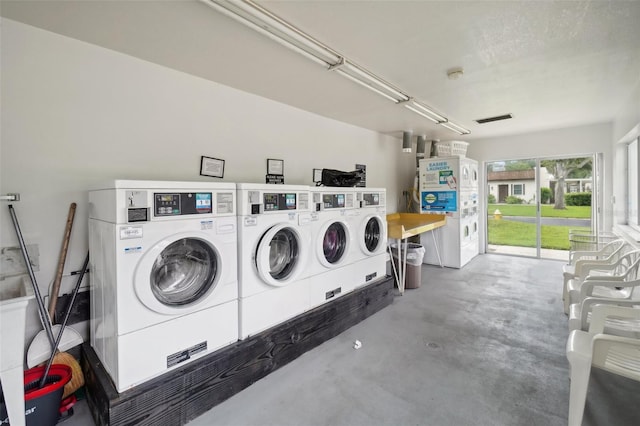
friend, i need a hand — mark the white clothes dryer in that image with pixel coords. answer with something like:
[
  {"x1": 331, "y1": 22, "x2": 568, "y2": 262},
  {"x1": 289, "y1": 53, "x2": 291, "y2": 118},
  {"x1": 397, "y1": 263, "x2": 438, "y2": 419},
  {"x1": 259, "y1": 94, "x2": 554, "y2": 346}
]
[
  {"x1": 353, "y1": 188, "x2": 388, "y2": 287},
  {"x1": 89, "y1": 180, "x2": 238, "y2": 392},
  {"x1": 307, "y1": 187, "x2": 360, "y2": 309},
  {"x1": 236, "y1": 183, "x2": 313, "y2": 339}
]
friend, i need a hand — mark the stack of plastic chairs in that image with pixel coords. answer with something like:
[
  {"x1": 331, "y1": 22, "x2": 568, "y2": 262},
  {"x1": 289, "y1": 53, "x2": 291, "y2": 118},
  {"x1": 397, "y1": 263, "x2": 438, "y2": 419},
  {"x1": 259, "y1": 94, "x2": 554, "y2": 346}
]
[
  {"x1": 562, "y1": 239, "x2": 628, "y2": 314},
  {"x1": 566, "y1": 305, "x2": 640, "y2": 426},
  {"x1": 567, "y1": 252, "x2": 640, "y2": 333},
  {"x1": 565, "y1": 249, "x2": 640, "y2": 314}
]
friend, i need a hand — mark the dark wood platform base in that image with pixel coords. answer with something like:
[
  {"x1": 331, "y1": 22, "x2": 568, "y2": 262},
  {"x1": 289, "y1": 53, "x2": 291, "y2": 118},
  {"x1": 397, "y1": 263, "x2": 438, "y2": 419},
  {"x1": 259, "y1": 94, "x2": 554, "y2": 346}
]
[{"x1": 81, "y1": 275, "x2": 394, "y2": 426}]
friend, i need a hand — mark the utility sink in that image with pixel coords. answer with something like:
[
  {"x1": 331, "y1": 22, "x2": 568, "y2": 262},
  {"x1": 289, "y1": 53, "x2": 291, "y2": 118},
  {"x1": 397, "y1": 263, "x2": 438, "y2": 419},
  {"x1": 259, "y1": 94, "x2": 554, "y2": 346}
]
[{"x1": 1, "y1": 275, "x2": 35, "y2": 426}]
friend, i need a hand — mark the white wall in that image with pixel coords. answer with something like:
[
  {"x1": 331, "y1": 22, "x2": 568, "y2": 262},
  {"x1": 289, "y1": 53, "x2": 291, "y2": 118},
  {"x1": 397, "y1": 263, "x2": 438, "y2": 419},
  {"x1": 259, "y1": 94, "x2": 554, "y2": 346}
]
[
  {"x1": 467, "y1": 122, "x2": 613, "y2": 252},
  {"x1": 0, "y1": 19, "x2": 414, "y2": 346}
]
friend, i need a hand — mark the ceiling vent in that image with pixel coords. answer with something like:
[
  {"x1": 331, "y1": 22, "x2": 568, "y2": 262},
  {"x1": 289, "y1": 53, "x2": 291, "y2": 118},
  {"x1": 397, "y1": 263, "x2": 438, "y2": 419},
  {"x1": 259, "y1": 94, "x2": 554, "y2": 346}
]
[{"x1": 475, "y1": 114, "x2": 513, "y2": 124}]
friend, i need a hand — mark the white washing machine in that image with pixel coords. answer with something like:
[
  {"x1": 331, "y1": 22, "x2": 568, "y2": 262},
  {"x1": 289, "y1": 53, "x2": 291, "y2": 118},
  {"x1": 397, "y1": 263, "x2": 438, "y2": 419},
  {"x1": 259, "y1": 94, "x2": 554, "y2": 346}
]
[
  {"x1": 236, "y1": 183, "x2": 313, "y2": 339},
  {"x1": 307, "y1": 187, "x2": 360, "y2": 309},
  {"x1": 89, "y1": 180, "x2": 238, "y2": 392},
  {"x1": 353, "y1": 188, "x2": 388, "y2": 287}
]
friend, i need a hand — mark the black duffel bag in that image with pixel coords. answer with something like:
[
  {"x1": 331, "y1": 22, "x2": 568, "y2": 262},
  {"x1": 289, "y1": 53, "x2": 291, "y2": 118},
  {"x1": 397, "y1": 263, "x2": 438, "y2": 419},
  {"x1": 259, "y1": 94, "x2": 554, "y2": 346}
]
[{"x1": 320, "y1": 168, "x2": 363, "y2": 187}]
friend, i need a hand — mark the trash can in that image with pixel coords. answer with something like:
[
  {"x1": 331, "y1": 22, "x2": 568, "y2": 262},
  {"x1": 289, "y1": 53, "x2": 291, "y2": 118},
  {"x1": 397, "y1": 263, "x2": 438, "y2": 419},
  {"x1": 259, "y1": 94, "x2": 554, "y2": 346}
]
[{"x1": 391, "y1": 243, "x2": 425, "y2": 289}]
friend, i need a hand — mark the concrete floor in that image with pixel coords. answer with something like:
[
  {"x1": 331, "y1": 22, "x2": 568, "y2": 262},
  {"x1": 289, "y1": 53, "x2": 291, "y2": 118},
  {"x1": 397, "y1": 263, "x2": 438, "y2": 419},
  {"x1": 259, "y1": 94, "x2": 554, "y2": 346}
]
[{"x1": 65, "y1": 254, "x2": 640, "y2": 425}]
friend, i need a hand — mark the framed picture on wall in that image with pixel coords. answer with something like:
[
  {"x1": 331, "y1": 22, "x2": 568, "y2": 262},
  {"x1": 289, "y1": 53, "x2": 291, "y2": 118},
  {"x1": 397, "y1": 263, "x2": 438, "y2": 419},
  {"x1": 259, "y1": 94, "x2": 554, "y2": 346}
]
[
  {"x1": 267, "y1": 158, "x2": 284, "y2": 175},
  {"x1": 200, "y1": 156, "x2": 225, "y2": 178}
]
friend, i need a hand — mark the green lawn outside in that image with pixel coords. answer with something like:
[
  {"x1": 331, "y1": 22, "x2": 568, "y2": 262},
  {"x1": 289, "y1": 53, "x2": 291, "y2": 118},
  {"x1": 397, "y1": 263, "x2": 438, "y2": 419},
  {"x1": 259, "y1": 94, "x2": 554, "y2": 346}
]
[
  {"x1": 487, "y1": 204, "x2": 591, "y2": 219},
  {"x1": 487, "y1": 219, "x2": 590, "y2": 250}
]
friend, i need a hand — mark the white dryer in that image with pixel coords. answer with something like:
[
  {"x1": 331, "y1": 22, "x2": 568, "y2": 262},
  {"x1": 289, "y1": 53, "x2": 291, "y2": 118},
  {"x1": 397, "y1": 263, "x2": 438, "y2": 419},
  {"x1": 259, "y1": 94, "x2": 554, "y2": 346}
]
[
  {"x1": 353, "y1": 188, "x2": 388, "y2": 287},
  {"x1": 236, "y1": 183, "x2": 313, "y2": 339},
  {"x1": 307, "y1": 187, "x2": 359, "y2": 309},
  {"x1": 89, "y1": 180, "x2": 238, "y2": 392}
]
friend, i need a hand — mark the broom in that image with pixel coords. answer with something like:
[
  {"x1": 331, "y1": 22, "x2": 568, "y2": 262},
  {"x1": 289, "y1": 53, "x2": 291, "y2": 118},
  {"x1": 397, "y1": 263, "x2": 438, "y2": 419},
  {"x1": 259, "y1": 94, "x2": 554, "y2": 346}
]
[{"x1": 44, "y1": 203, "x2": 85, "y2": 398}]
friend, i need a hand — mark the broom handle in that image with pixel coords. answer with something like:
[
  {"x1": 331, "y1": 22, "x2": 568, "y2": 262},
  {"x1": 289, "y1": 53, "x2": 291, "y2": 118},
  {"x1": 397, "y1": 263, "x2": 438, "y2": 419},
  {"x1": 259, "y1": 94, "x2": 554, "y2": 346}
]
[
  {"x1": 40, "y1": 252, "x2": 89, "y2": 389},
  {"x1": 48, "y1": 203, "x2": 77, "y2": 322},
  {"x1": 8, "y1": 205, "x2": 56, "y2": 346}
]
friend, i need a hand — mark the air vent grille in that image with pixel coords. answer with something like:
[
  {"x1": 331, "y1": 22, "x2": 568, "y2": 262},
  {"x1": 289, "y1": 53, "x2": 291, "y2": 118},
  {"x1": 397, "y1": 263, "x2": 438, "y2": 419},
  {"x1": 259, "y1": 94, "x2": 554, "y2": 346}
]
[{"x1": 475, "y1": 114, "x2": 513, "y2": 124}]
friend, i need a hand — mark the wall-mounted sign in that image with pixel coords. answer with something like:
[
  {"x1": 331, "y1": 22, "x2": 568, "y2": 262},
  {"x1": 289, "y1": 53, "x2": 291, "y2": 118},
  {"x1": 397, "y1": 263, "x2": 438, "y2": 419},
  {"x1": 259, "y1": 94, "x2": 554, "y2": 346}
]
[
  {"x1": 200, "y1": 156, "x2": 225, "y2": 178},
  {"x1": 421, "y1": 190, "x2": 457, "y2": 212},
  {"x1": 266, "y1": 174, "x2": 284, "y2": 184},
  {"x1": 267, "y1": 158, "x2": 284, "y2": 175},
  {"x1": 313, "y1": 168, "x2": 323, "y2": 183},
  {"x1": 355, "y1": 164, "x2": 366, "y2": 187}
]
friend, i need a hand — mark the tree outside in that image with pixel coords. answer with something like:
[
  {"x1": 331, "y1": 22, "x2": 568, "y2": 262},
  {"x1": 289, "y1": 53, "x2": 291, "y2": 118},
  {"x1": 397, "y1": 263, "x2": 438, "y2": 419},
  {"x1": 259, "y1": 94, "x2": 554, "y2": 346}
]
[{"x1": 540, "y1": 157, "x2": 592, "y2": 209}]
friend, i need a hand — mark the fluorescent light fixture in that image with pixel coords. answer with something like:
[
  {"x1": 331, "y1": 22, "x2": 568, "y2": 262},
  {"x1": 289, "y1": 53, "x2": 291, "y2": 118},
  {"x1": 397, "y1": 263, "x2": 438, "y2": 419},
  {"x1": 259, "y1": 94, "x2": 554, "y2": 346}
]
[
  {"x1": 332, "y1": 60, "x2": 409, "y2": 103},
  {"x1": 402, "y1": 131, "x2": 413, "y2": 153},
  {"x1": 335, "y1": 69, "x2": 404, "y2": 103},
  {"x1": 201, "y1": 0, "x2": 341, "y2": 66},
  {"x1": 202, "y1": 0, "x2": 470, "y2": 134},
  {"x1": 405, "y1": 101, "x2": 446, "y2": 123},
  {"x1": 440, "y1": 120, "x2": 471, "y2": 135}
]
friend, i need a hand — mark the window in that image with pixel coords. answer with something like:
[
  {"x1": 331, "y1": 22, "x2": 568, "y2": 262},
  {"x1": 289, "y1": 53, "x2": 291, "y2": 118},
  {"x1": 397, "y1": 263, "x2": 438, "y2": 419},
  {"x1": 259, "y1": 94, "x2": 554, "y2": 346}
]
[
  {"x1": 512, "y1": 184, "x2": 524, "y2": 196},
  {"x1": 628, "y1": 138, "x2": 639, "y2": 227}
]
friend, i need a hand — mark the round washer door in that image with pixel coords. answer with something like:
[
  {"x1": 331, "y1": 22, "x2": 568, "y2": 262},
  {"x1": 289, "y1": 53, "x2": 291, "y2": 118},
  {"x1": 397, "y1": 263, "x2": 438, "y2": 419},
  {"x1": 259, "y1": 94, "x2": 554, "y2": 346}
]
[
  {"x1": 317, "y1": 220, "x2": 350, "y2": 268},
  {"x1": 255, "y1": 224, "x2": 305, "y2": 287},
  {"x1": 359, "y1": 215, "x2": 385, "y2": 256},
  {"x1": 134, "y1": 236, "x2": 220, "y2": 315}
]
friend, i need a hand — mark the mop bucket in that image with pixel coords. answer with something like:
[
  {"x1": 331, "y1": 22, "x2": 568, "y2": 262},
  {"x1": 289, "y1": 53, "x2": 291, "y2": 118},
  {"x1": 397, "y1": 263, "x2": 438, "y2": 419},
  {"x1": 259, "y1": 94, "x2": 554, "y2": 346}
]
[{"x1": 23, "y1": 364, "x2": 71, "y2": 426}]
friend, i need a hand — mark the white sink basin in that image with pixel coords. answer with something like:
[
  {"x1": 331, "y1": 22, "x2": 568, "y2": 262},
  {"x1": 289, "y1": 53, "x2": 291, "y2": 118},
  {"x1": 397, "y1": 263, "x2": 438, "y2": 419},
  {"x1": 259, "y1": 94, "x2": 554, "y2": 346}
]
[{"x1": 1, "y1": 275, "x2": 35, "y2": 426}]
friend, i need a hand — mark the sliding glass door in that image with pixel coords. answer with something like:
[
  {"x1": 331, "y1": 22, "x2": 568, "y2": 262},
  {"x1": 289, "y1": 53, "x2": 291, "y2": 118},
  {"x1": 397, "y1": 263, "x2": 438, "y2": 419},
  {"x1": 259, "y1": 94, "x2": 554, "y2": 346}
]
[{"x1": 486, "y1": 155, "x2": 596, "y2": 259}]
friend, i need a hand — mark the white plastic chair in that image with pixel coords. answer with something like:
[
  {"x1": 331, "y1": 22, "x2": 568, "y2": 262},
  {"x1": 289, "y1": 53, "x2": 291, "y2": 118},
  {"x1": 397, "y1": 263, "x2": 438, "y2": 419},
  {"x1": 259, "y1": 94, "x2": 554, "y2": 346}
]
[
  {"x1": 567, "y1": 271, "x2": 640, "y2": 332},
  {"x1": 566, "y1": 305, "x2": 640, "y2": 426},
  {"x1": 562, "y1": 242, "x2": 632, "y2": 313},
  {"x1": 564, "y1": 250, "x2": 640, "y2": 314},
  {"x1": 563, "y1": 238, "x2": 625, "y2": 283}
]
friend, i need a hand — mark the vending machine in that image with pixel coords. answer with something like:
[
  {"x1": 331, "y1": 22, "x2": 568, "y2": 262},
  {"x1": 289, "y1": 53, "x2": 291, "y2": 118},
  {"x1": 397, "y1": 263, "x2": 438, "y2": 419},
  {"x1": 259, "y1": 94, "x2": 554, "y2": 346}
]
[{"x1": 419, "y1": 156, "x2": 479, "y2": 268}]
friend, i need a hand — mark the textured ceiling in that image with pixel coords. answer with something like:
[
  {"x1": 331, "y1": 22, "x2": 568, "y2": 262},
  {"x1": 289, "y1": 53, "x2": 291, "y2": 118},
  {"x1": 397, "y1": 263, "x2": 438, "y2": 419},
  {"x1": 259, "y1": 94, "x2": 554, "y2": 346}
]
[{"x1": 2, "y1": 0, "x2": 639, "y2": 141}]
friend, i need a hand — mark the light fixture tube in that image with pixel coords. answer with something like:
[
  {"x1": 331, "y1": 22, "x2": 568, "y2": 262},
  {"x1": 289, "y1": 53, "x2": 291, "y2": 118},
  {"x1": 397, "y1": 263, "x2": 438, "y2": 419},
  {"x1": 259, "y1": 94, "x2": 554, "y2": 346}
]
[
  {"x1": 409, "y1": 101, "x2": 447, "y2": 123},
  {"x1": 338, "y1": 60, "x2": 409, "y2": 102},
  {"x1": 335, "y1": 69, "x2": 404, "y2": 103},
  {"x1": 201, "y1": 0, "x2": 341, "y2": 66},
  {"x1": 440, "y1": 121, "x2": 471, "y2": 135},
  {"x1": 404, "y1": 105, "x2": 442, "y2": 124}
]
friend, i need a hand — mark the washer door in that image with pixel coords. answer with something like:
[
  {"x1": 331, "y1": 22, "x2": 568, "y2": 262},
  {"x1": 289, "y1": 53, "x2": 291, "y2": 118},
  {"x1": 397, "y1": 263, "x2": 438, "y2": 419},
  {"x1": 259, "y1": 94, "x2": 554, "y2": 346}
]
[
  {"x1": 255, "y1": 224, "x2": 304, "y2": 287},
  {"x1": 135, "y1": 236, "x2": 219, "y2": 314},
  {"x1": 318, "y1": 220, "x2": 350, "y2": 267},
  {"x1": 360, "y1": 215, "x2": 385, "y2": 255}
]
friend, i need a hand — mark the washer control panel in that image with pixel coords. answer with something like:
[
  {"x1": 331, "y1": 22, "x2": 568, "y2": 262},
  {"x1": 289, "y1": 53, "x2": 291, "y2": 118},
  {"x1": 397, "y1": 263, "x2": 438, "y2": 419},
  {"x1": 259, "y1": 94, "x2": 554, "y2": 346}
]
[
  {"x1": 154, "y1": 192, "x2": 212, "y2": 216},
  {"x1": 263, "y1": 193, "x2": 297, "y2": 212}
]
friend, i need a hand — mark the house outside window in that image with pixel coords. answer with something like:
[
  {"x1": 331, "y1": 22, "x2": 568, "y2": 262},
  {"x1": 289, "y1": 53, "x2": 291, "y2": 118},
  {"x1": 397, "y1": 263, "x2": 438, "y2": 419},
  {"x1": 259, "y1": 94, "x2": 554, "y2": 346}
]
[{"x1": 512, "y1": 184, "x2": 524, "y2": 196}]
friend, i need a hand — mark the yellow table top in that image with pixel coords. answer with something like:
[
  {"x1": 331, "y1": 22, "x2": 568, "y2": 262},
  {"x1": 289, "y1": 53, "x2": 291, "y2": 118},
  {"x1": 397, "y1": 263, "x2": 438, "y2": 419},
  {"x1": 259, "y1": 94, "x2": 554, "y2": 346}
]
[{"x1": 386, "y1": 213, "x2": 447, "y2": 240}]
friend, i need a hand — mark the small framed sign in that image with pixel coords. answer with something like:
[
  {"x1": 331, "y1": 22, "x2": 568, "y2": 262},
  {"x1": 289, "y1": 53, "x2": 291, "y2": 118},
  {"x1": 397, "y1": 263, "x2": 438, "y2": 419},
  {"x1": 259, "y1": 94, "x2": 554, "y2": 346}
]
[
  {"x1": 200, "y1": 156, "x2": 225, "y2": 178},
  {"x1": 267, "y1": 158, "x2": 284, "y2": 175},
  {"x1": 355, "y1": 164, "x2": 366, "y2": 187},
  {"x1": 313, "y1": 168, "x2": 323, "y2": 183}
]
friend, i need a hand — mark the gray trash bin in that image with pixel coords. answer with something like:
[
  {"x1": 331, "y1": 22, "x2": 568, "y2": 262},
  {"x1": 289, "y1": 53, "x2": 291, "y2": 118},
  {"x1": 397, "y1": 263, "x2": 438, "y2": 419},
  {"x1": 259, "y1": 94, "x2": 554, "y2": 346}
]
[{"x1": 391, "y1": 243, "x2": 425, "y2": 289}]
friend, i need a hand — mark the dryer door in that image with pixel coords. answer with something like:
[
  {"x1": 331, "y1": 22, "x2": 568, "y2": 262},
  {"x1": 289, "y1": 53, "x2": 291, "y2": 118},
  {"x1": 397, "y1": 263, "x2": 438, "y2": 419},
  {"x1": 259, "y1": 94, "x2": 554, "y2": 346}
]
[
  {"x1": 135, "y1": 236, "x2": 219, "y2": 314},
  {"x1": 318, "y1": 220, "x2": 350, "y2": 267},
  {"x1": 360, "y1": 215, "x2": 386, "y2": 256},
  {"x1": 255, "y1": 224, "x2": 304, "y2": 287}
]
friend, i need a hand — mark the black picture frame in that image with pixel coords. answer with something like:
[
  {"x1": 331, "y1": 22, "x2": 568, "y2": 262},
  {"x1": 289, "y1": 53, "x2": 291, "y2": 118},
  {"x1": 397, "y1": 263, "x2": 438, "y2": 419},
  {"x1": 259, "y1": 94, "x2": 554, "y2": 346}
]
[
  {"x1": 267, "y1": 158, "x2": 284, "y2": 175},
  {"x1": 200, "y1": 156, "x2": 225, "y2": 178}
]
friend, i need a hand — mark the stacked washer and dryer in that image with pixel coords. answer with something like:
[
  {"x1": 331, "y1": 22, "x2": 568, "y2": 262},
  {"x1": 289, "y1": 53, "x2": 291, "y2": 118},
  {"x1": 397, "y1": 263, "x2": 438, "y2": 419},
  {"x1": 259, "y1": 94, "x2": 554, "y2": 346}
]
[
  {"x1": 89, "y1": 181, "x2": 388, "y2": 391},
  {"x1": 88, "y1": 181, "x2": 239, "y2": 392}
]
